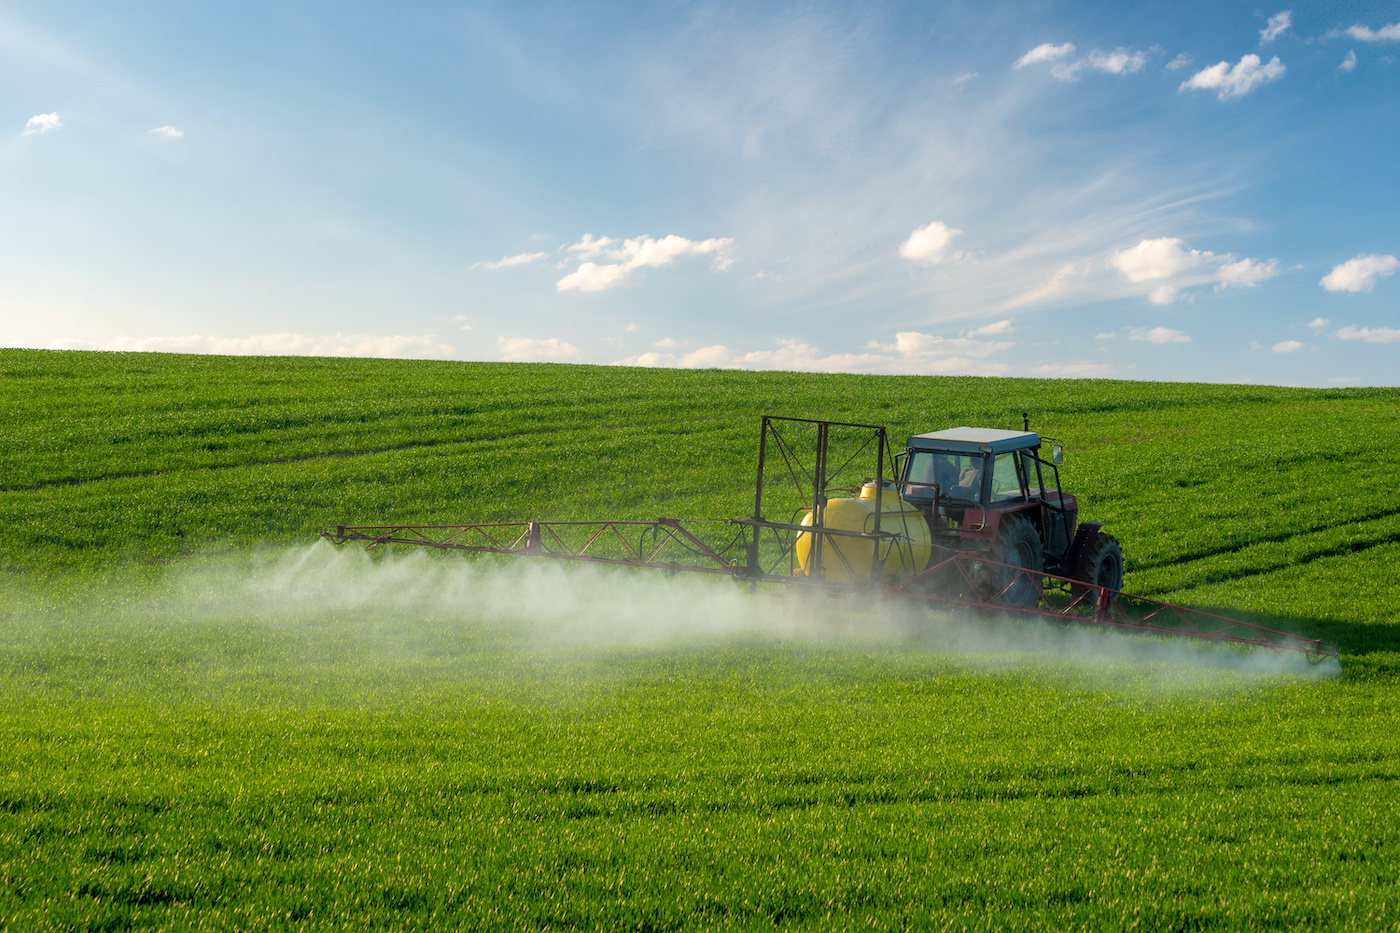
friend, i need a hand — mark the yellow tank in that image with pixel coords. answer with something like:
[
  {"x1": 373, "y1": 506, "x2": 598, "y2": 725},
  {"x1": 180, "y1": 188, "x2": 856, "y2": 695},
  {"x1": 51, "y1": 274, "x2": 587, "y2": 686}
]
[{"x1": 794, "y1": 481, "x2": 933, "y2": 584}]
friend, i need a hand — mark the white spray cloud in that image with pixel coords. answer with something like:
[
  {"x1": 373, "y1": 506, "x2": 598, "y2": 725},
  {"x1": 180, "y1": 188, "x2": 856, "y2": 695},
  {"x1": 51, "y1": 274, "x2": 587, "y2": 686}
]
[{"x1": 178, "y1": 543, "x2": 1339, "y2": 684}]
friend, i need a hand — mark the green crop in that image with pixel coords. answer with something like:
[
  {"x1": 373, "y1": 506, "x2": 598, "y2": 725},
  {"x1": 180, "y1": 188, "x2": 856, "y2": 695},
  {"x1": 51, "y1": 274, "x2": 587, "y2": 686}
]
[{"x1": 1, "y1": 349, "x2": 1397, "y2": 930}]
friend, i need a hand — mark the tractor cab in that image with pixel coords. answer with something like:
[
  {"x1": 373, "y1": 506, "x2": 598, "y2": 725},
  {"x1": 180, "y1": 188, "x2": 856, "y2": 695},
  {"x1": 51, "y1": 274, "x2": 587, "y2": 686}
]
[{"x1": 899, "y1": 426, "x2": 1082, "y2": 576}]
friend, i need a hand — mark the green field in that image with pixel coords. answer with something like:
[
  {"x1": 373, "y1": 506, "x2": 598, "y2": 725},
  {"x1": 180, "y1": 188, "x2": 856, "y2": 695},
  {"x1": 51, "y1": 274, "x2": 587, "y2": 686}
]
[{"x1": 2, "y1": 348, "x2": 1398, "y2": 930}]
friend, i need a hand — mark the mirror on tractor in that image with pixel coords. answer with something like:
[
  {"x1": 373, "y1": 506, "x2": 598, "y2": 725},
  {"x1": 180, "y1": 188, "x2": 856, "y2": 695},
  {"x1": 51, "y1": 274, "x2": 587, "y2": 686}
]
[{"x1": 1051, "y1": 445, "x2": 1064, "y2": 465}]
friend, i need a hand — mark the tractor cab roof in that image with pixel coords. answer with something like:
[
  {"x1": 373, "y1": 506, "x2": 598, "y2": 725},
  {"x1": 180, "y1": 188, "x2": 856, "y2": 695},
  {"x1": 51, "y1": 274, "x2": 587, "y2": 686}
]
[{"x1": 906, "y1": 427, "x2": 1040, "y2": 455}]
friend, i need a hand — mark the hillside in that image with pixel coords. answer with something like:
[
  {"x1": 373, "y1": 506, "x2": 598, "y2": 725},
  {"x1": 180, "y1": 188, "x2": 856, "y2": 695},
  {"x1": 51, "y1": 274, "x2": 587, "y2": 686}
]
[{"x1": 2, "y1": 348, "x2": 1398, "y2": 930}]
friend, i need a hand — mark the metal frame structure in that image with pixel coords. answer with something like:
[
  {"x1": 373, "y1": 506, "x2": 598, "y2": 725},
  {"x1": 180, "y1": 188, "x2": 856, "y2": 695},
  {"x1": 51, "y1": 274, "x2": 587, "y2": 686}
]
[{"x1": 322, "y1": 415, "x2": 1338, "y2": 662}]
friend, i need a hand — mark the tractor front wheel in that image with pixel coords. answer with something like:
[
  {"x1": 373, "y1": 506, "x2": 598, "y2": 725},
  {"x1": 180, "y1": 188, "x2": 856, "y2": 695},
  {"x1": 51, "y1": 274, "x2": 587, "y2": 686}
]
[
  {"x1": 980, "y1": 514, "x2": 1045, "y2": 609},
  {"x1": 1072, "y1": 531, "x2": 1124, "y2": 598}
]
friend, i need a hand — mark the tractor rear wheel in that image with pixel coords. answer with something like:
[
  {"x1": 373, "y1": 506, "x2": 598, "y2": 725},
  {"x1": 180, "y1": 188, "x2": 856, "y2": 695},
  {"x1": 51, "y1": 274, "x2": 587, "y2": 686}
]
[
  {"x1": 1072, "y1": 531, "x2": 1123, "y2": 598},
  {"x1": 981, "y1": 514, "x2": 1044, "y2": 609}
]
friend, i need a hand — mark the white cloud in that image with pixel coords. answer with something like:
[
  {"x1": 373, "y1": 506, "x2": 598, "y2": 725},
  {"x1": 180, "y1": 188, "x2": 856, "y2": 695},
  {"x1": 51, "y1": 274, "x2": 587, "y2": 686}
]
[
  {"x1": 1339, "y1": 50, "x2": 1358, "y2": 72},
  {"x1": 1094, "y1": 332, "x2": 1117, "y2": 340},
  {"x1": 1260, "y1": 11, "x2": 1292, "y2": 44},
  {"x1": 473, "y1": 251, "x2": 548, "y2": 270},
  {"x1": 966, "y1": 319, "x2": 1013, "y2": 337},
  {"x1": 1085, "y1": 48, "x2": 1148, "y2": 75},
  {"x1": 1165, "y1": 53, "x2": 1194, "y2": 71},
  {"x1": 953, "y1": 72, "x2": 977, "y2": 86},
  {"x1": 1104, "y1": 238, "x2": 1280, "y2": 303},
  {"x1": 1336, "y1": 326, "x2": 1400, "y2": 343},
  {"x1": 654, "y1": 337, "x2": 678, "y2": 347},
  {"x1": 497, "y1": 336, "x2": 581, "y2": 360},
  {"x1": 1217, "y1": 257, "x2": 1281, "y2": 289},
  {"x1": 556, "y1": 233, "x2": 733, "y2": 292},
  {"x1": 1014, "y1": 43, "x2": 1076, "y2": 68},
  {"x1": 1272, "y1": 340, "x2": 1305, "y2": 353},
  {"x1": 1180, "y1": 55, "x2": 1285, "y2": 100},
  {"x1": 1320, "y1": 253, "x2": 1400, "y2": 292},
  {"x1": 150, "y1": 125, "x2": 184, "y2": 137},
  {"x1": 1110, "y1": 238, "x2": 1208, "y2": 282},
  {"x1": 23, "y1": 112, "x2": 62, "y2": 135},
  {"x1": 102, "y1": 333, "x2": 456, "y2": 358},
  {"x1": 1307, "y1": 317, "x2": 1330, "y2": 330},
  {"x1": 48, "y1": 338, "x2": 97, "y2": 351},
  {"x1": 899, "y1": 221, "x2": 964, "y2": 264},
  {"x1": 1028, "y1": 361, "x2": 1117, "y2": 377},
  {"x1": 1347, "y1": 23, "x2": 1400, "y2": 42},
  {"x1": 613, "y1": 331, "x2": 1012, "y2": 376},
  {"x1": 1127, "y1": 326, "x2": 1190, "y2": 344}
]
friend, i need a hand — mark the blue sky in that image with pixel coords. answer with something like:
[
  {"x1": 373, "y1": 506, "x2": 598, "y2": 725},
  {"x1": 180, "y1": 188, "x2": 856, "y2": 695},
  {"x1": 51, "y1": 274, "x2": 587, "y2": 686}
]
[{"x1": 3, "y1": 0, "x2": 1397, "y2": 385}]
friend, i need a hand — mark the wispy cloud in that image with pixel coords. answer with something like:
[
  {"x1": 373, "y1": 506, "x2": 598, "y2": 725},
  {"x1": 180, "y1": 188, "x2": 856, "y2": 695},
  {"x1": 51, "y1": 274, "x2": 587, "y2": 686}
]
[
  {"x1": 613, "y1": 331, "x2": 1013, "y2": 376},
  {"x1": 22, "y1": 112, "x2": 61, "y2": 135},
  {"x1": 1014, "y1": 43, "x2": 1075, "y2": 69},
  {"x1": 1320, "y1": 253, "x2": 1399, "y2": 292},
  {"x1": 1272, "y1": 340, "x2": 1305, "y2": 353},
  {"x1": 556, "y1": 234, "x2": 733, "y2": 292},
  {"x1": 966, "y1": 319, "x2": 1013, "y2": 337},
  {"x1": 1336, "y1": 326, "x2": 1400, "y2": 343},
  {"x1": 1338, "y1": 50, "x2": 1358, "y2": 73},
  {"x1": 1165, "y1": 53, "x2": 1194, "y2": 71},
  {"x1": 497, "y1": 336, "x2": 580, "y2": 360},
  {"x1": 472, "y1": 251, "x2": 548, "y2": 270},
  {"x1": 149, "y1": 125, "x2": 184, "y2": 137},
  {"x1": 1217, "y1": 257, "x2": 1281, "y2": 289},
  {"x1": 1018, "y1": 44, "x2": 1149, "y2": 81},
  {"x1": 1260, "y1": 11, "x2": 1292, "y2": 44},
  {"x1": 100, "y1": 333, "x2": 456, "y2": 358},
  {"x1": 1180, "y1": 55, "x2": 1285, "y2": 100},
  {"x1": 1127, "y1": 326, "x2": 1190, "y2": 344},
  {"x1": 1346, "y1": 23, "x2": 1400, "y2": 42}
]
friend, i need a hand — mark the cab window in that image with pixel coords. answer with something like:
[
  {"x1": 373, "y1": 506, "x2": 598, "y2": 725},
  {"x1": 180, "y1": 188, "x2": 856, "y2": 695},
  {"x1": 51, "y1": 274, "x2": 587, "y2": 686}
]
[
  {"x1": 989, "y1": 452, "x2": 1026, "y2": 502},
  {"x1": 904, "y1": 452, "x2": 984, "y2": 502}
]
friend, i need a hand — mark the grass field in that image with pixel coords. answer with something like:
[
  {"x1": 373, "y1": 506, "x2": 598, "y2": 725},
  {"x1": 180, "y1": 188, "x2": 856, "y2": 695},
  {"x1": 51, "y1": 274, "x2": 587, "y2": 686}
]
[{"x1": 2, "y1": 348, "x2": 1398, "y2": 930}]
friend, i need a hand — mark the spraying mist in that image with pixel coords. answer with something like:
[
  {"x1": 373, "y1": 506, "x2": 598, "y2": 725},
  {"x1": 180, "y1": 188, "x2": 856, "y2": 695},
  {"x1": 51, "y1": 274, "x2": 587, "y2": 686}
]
[{"x1": 154, "y1": 541, "x2": 1340, "y2": 688}]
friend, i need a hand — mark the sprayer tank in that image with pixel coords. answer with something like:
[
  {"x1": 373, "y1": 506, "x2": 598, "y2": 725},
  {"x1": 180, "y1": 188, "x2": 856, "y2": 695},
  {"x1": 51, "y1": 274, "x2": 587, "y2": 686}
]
[{"x1": 793, "y1": 481, "x2": 933, "y2": 584}]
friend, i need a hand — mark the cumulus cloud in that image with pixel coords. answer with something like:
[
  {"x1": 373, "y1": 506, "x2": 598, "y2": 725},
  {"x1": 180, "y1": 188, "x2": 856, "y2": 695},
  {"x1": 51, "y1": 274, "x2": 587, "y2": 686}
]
[
  {"x1": 1339, "y1": 50, "x2": 1357, "y2": 72},
  {"x1": 899, "y1": 221, "x2": 964, "y2": 264},
  {"x1": 613, "y1": 332, "x2": 1012, "y2": 376},
  {"x1": 556, "y1": 233, "x2": 733, "y2": 292},
  {"x1": 1104, "y1": 238, "x2": 1281, "y2": 303},
  {"x1": 1307, "y1": 317, "x2": 1330, "y2": 330},
  {"x1": 1272, "y1": 340, "x2": 1305, "y2": 353},
  {"x1": 1110, "y1": 238, "x2": 1210, "y2": 282},
  {"x1": 1014, "y1": 43, "x2": 1076, "y2": 68},
  {"x1": 1260, "y1": 11, "x2": 1292, "y2": 44},
  {"x1": 473, "y1": 251, "x2": 548, "y2": 270},
  {"x1": 1335, "y1": 326, "x2": 1400, "y2": 343},
  {"x1": 1217, "y1": 257, "x2": 1281, "y2": 289},
  {"x1": 1180, "y1": 54, "x2": 1285, "y2": 100},
  {"x1": 1127, "y1": 326, "x2": 1190, "y2": 344},
  {"x1": 1346, "y1": 23, "x2": 1400, "y2": 42},
  {"x1": 150, "y1": 125, "x2": 184, "y2": 137},
  {"x1": 23, "y1": 112, "x2": 61, "y2": 135},
  {"x1": 101, "y1": 333, "x2": 456, "y2": 358},
  {"x1": 1320, "y1": 254, "x2": 1399, "y2": 292},
  {"x1": 497, "y1": 336, "x2": 581, "y2": 360}
]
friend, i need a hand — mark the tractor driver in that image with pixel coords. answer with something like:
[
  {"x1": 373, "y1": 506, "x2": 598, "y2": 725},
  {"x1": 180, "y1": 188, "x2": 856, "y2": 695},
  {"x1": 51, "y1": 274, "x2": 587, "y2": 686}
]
[{"x1": 946, "y1": 456, "x2": 983, "y2": 501}]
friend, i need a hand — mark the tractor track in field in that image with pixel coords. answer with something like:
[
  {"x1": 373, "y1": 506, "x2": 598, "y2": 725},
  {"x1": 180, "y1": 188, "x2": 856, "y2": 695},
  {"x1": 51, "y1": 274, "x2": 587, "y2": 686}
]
[
  {"x1": 1131, "y1": 503, "x2": 1400, "y2": 572},
  {"x1": 2, "y1": 416, "x2": 735, "y2": 495},
  {"x1": 1149, "y1": 525, "x2": 1400, "y2": 595}
]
